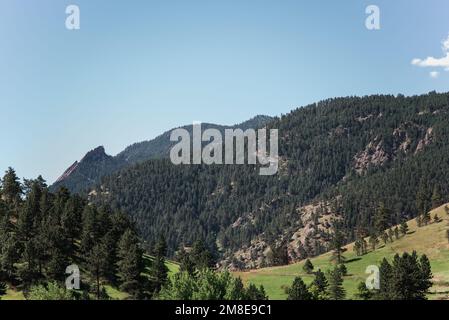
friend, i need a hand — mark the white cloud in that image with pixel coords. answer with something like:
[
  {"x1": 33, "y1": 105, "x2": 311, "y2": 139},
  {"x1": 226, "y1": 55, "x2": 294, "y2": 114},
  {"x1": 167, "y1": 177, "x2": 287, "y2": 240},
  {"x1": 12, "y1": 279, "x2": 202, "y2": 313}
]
[
  {"x1": 411, "y1": 53, "x2": 449, "y2": 68},
  {"x1": 430, "y1": 71, "x2": 440, "y2": 78},
  {"x1": 442, "y1": 34, "x2": 449, "y2": 52},
  {"x1": 412, "y1": 34, "x2": 449, "y2": 75}
]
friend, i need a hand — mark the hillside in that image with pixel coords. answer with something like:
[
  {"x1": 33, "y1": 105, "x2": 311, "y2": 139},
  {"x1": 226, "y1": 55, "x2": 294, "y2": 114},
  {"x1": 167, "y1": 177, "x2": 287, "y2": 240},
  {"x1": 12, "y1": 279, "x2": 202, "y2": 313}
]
[
  {"x1": 235, "y1": 204, "x2": 449, "y2": 300},
  {"x1": 51, "y1": 115, "x2": 273, "y2": 194},
  {"x1": 90, "y1": 92, "x2": 449, "y2": 267}
]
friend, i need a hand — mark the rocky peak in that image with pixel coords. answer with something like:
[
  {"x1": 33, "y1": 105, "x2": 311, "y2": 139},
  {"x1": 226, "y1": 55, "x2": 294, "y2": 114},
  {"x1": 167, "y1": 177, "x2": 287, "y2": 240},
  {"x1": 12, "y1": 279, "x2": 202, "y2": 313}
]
[{"x1": 80, "y1": 146, "x2": 110, "y2": 163}]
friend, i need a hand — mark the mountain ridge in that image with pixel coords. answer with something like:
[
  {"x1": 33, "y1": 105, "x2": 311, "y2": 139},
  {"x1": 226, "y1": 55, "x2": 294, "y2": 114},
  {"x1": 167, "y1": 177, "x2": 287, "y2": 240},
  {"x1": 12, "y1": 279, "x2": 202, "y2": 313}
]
[{"x1": 51, "y1": 115, "x2": 274, "y2": 193}]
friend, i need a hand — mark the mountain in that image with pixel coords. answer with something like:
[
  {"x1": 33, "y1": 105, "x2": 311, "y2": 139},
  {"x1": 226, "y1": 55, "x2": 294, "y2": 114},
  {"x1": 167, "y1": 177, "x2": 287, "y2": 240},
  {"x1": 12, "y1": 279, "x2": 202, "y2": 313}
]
[
  {"x1": 88, "y1": 91, "x2": 449, "y2": 268},
  {"x1": 51, "y1": 115, "x2": 274, "y2": 193}
]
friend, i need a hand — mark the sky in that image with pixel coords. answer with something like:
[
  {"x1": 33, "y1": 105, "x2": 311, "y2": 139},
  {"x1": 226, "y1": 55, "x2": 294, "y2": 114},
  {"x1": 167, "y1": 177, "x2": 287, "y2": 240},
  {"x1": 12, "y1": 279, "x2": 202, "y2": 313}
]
[{"x1": 1, "y1": 0, "x2": 449, "y2": 183}]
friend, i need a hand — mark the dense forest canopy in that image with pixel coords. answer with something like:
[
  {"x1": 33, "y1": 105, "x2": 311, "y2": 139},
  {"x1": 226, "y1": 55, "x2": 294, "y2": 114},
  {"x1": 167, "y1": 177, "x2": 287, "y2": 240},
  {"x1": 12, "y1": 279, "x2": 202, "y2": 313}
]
[{"x1": 85, "y1": 92, "x2": 449, "y2": 267}]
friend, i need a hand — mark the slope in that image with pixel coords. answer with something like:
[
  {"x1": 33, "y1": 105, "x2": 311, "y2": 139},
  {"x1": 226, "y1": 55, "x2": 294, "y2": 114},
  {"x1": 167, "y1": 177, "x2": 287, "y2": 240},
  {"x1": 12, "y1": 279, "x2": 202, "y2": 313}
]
[{"x1": 235, "y1": 204, "x2": 449, "y2": 300}]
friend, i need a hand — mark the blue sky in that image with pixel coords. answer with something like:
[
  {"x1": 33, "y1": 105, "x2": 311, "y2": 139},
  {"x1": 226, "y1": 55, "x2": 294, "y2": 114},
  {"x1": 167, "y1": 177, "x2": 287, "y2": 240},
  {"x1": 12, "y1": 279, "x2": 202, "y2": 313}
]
[{"x1": 1, "y1": 0, "x2": 449, "y2": 183}]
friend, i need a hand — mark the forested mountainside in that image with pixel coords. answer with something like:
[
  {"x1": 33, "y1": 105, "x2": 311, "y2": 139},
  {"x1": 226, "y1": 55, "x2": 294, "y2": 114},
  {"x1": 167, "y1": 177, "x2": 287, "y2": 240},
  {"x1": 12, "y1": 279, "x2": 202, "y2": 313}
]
[
  {"x1": 51, "y1": 115, "x2": 273, "y2": 194},
  {"x1": 90, "y1": 92, "x2": 449, "y2": 269}
]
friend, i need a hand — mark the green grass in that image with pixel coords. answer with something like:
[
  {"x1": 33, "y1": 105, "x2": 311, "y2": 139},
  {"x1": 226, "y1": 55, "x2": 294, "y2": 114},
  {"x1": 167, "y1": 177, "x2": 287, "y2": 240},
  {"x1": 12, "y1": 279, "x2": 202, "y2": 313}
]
[
  {"x1": 1, "y1": 288, "x2": 25, "y2": 300},
  {"x1": 143, "y1": 254, "x2": 180, "y2": 275},
  {"x1": 235, "y1": 204, "x2": 449, "y2": 300}
]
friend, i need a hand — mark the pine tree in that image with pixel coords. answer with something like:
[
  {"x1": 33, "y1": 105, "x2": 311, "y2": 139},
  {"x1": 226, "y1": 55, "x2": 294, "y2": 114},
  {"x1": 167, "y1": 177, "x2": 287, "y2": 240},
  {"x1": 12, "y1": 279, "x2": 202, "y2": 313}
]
[
  {"x1": 87, "y1": 242, "x2": 109, "y2": 299},
  {"x1": 388, "y1": 229, "x2": 394, "y2": 242},
  {"x1": 400, "y1": 221, "x2": 409, "y2": 236},
  {"x1": 394, "y1": 226, "x2": 400, "y2": 240},
  {"x1": 353, "y1": 240, "x2": 362, "y2": 256},
  {"x1": 361, "y1": 238, "x2": 368, "y2": 255},
  {"x1": 327, "y1": 266, "x2": 345, "y2": 300},
  {"x1": 416, "y1": 215, "x2": 423, "y2": 227},
  {"x1": 381, "y1": 232, "x2": 389, "y2": 245},
  {"x1": 422, "y1": 211, "x2": 431, "y2": 226},
  {"x1": 17, "y1": 181, "x2": 42, "y2": 242},
  {"x1": 419, "y1": 254, "x2": 433, "y2": 294},
  {"x1": 117, "y1": 229, "x2": 144, "y2": 298},
  {"x1": 0, "y1": 281, "x2": 7, "y2": 296},
  {"x1": 308, "y1": 269, "x2": 328, "y2": 300},
  {"x1": 1, "y1": 168, "x2": 22, "y2": 206},
  {"x1": 150, "y1": 236, "x2": 169, "y2": 294},
  {"x1": 303, "y1": 259, "x2": 314, "y2": 274},
  {"x1": 338, "y1": 264, "x2": 348, "y2": 276},
  {"x1": 378, "y1": 258, "x2": 392, "y2": 300},
  {"x1": 225, "y1": 277, "x2": 246, "y2": 300},
  {"x1": 286, "y1": 277, "x2": 313, "y2": 300},
  {"x1": 368, "y1": 234, "x2": 379, "y2": 251},
  {"x1": 0, "y1": 231, "x2": 20, "y2": 278},
  {"x1": 416, "y1": 181, "x2": 431, "y2": 226},
  {"x1": 245, "y1": 283, "x2": 268, "y2": 300},
  {"x1": 374, "y1": 203, "x2": 390, "y2": 234},
  {"x1": 191, "y1": 240, "x2": 215, "y2": 270},
  {"x1": 47, "y1": 248, "x2": 69, "y2": 282},
  {"x1": 389, "y1": 251, "x2": 432, "y2": 300},
  {"x1": 330, "y1": 225, "x2": 346, "y2": 264},
  {"x1": 355, "y1": 282, "x2": 373, "y2": 300},
  {"x1": 431, "y1": 185, "x2": 442, "y2": 209},
  {"x1": 177, "y1": 247, "x2": 195, "y2": 276}
]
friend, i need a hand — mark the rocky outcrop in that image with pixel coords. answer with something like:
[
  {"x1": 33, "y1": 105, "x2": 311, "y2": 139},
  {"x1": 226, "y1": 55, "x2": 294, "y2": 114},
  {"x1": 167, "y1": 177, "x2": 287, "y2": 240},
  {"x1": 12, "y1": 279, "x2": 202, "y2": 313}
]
[{"x1": 353, "y1": 136, "x2": 390, "y2": 174}]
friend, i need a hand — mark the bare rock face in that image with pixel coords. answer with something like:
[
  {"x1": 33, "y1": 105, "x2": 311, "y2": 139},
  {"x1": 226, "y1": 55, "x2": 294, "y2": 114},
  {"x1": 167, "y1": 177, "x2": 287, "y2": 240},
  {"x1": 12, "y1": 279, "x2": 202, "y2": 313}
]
[
  {"x1": 392, "y1": 122, "x2": 417, "y2": 154},
  {"x1": 415, "y1": 127, "x2": 433, "y2": 154},
  {"x1": 222, "y1": 199, "x2": 339, "y2": 271},
  {"x1": 353, "y1": 123, "x2": 434, "y2": 175},
  {"x1": 353, "y1": 136, "x2": 390, "y2": 174}
]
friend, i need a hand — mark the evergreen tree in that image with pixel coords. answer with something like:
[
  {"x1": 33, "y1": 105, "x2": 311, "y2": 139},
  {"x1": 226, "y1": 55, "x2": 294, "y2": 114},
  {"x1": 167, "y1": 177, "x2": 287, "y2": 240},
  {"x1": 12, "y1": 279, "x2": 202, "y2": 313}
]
[
  {"x1": 177, "y1": 247, "x2": 195, "y2": 276},
  {"x1": 355, "y1": 282, "x2": 373, "y2": 300},
  {"x1": 353, "y1": 240, "x2": 362, "y2": 256},
  {"x1": 308, "y1": 269, "x2": 328, "y2": 300},
  {"x1": 225, "y1": 277, "x2": 246, "y2": 300},
  {"x1": 381, "y1": 232, "x2": 389, "y2": 245},
  {"x1": 117, "y1": 229, "x2": 144, "y2": 298},
  {"x1": 87, "y1": 241, "x2": 109, "y2": 299},
  {"x1": 394, "y1": 226, "x2": 400, "y2": 240},
  {"x1": 191, "y1": 240, "x2": 215, "y2": 270},
  {"x1": 47, "y1": 248, "x2": 69, "y2": 282},
  {"x1": 338, "y1": 264, "x2": 348, "y2": 277},
  {"x1": 303, "y1": 259, "x2": 314, "y2": 274},
  {"x1": 431, "y1": 185, "x2": 442, "y2": 209},
  {"x1": 327, "y1": 266, "x2": 345, "y2": 300},
  {"x1": 374, "y1": 203, "x2": 390, "y2": 234},
  {"x1": 378, "y1": 258, "x2": 392, "y2": 300},
  {"x1": 150, "y1": 236, "x2": 169, "y2": 294},
  {"x1": 245, "y1": 283, "x2": 268, "y2": 300},
  {"x1": 0, "y1": 232, "x2": 19, "y2": 278},
  {"x1": 1, "y1": 168, "x2": 22, "y2": 206},
  {"x1": 330, "y1": 225, "x2": 346, "y2": 264},
  {"x1": 0, "y1": 281, "x2": 6, "y2": 296},
  {"x1": 389, "y1": 252, "x2": 432, "y2": 300},
  {"x1": 418, "y1": 254, "x2": 433, "y2": 294},
  {"x1": 400, "y1": 221, "x2": 409, "y2": 236},
  {"x1": 388, "y1": 229, "x2": 394, "y2": 242},
  {"x1": 368, "y1": 234, "x2": 379, "y2": 251},
  {"x1": 286, "y1": 276, "x2": 313, "y2": 300}
]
